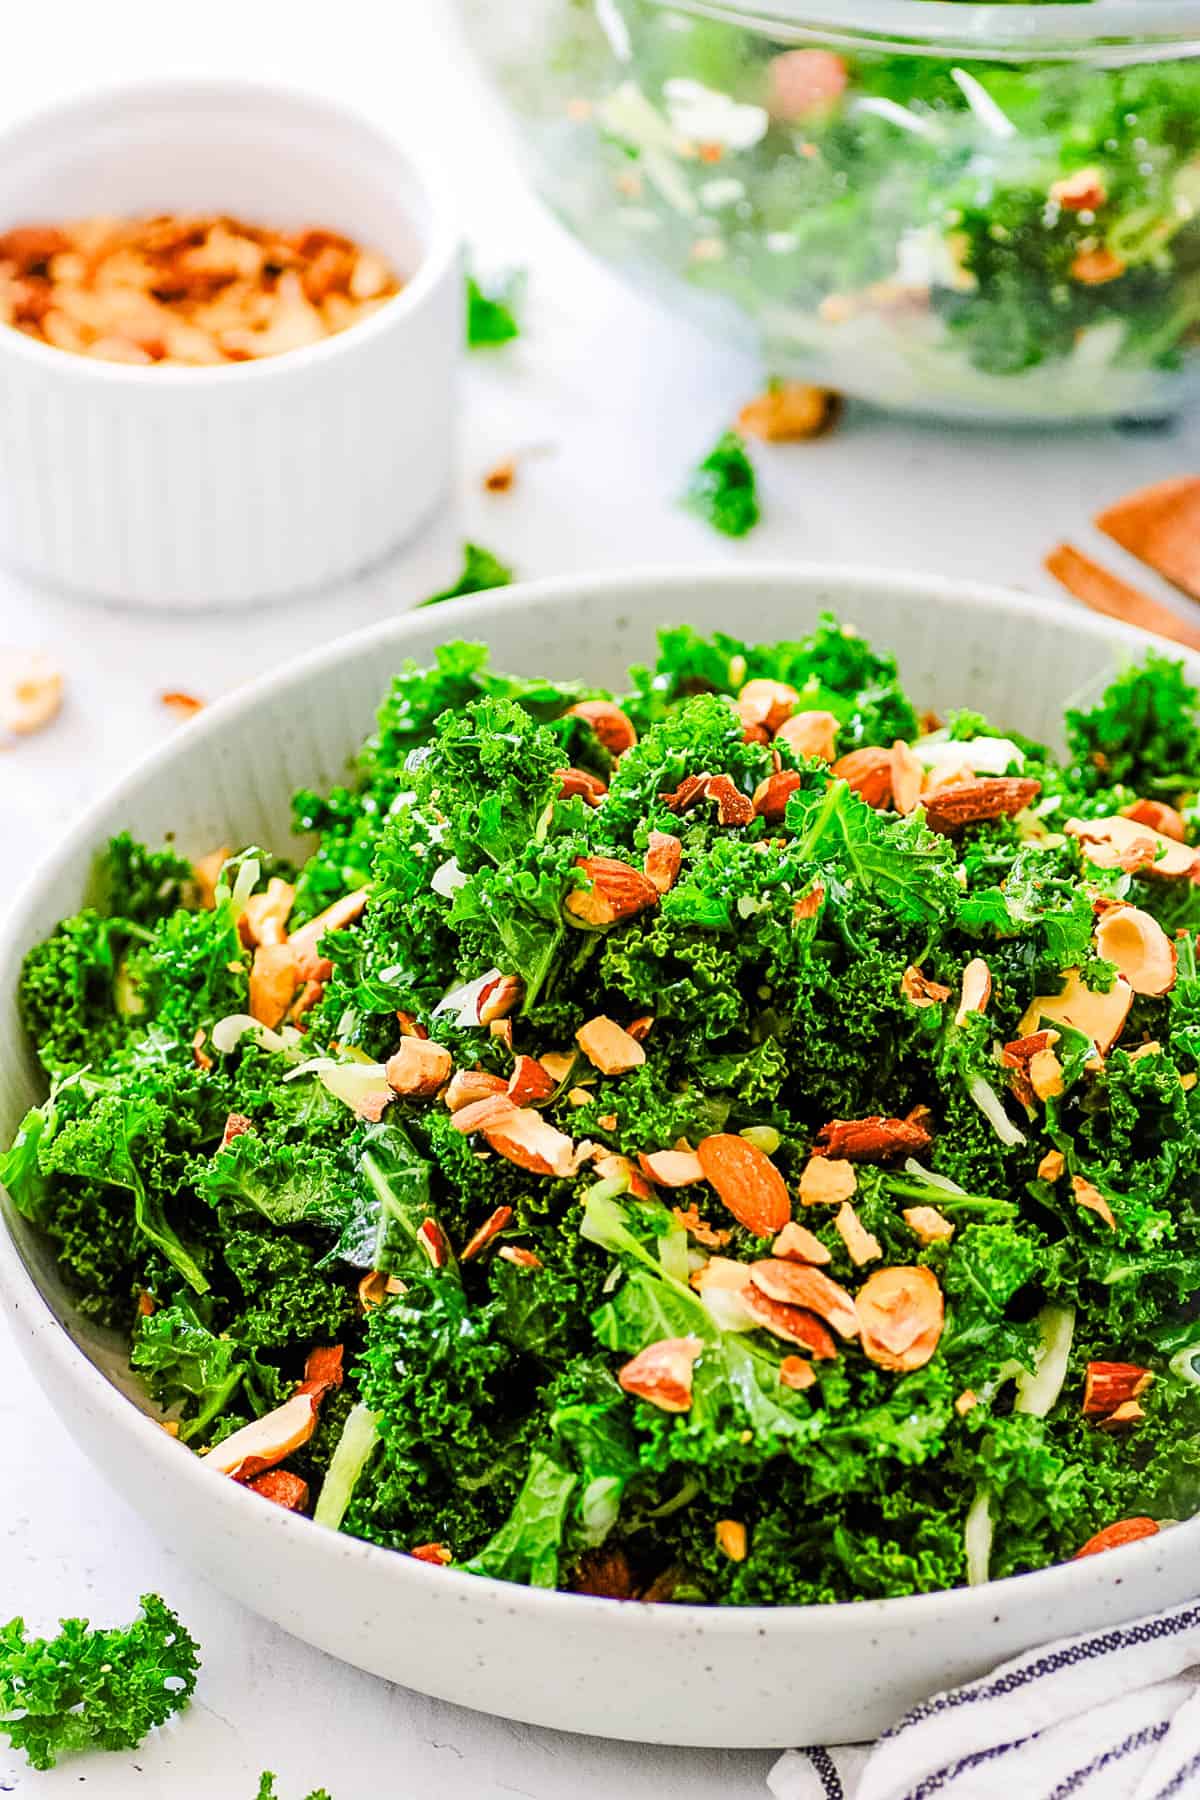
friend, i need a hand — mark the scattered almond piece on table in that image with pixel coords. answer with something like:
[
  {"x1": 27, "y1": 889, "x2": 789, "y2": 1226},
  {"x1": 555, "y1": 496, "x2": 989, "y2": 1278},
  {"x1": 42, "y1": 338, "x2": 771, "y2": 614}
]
[{"x1": 0, "y1": 649, "x2": 63, "y2": 738}]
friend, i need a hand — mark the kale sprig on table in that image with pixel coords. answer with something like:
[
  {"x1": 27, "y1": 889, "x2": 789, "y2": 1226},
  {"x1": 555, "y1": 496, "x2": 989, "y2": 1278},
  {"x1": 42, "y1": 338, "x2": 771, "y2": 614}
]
[{"x1": 8, "y1": 619, "x2": 1200, "y2": 1605}]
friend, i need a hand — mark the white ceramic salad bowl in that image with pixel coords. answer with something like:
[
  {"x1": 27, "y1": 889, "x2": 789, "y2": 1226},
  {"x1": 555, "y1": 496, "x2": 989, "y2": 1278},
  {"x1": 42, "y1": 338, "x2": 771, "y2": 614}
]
[{"x1": 2, "y1": 565, "x2": 1197, "y2": 1749}]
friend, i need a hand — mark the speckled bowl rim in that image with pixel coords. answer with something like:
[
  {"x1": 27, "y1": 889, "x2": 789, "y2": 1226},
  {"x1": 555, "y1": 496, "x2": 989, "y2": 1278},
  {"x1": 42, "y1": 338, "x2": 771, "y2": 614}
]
[{"x1": 0, "y1": 561, "x2": 1193, "y2": 1646}]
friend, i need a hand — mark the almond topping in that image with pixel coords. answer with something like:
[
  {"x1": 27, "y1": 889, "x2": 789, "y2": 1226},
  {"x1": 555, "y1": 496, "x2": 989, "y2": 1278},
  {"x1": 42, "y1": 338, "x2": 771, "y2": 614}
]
[
  {"x1": 697, "y1": 1133, "x2": 791, "y2": 1236},
  {"x1": 738, "y1": 382, "x2": 841, "y2": 443},
  {"x1": 247, "y1": 1469, "x2": 309, "y2": 1512},
  {"x1": 833, "y1": 1202, "x2": 881, "y2": 1267},
  {"x1": 954, "y1": 1389, "x2": 978, "y2": 1417},
  {"x1": 626, "y1": 1015, "x2": 654, "y2": 1043},
  {"x1": 207, "y1": 1391, "x2": 318, "y2": 1481},
  {"x1": 743, "y1": 1285, "x2": 839, "y2": 1357},
  {"x1": 890, "y1": 739, "x2": 923, "y2": 816},
  {"x1": 798, "y1": 1156, "x2": 857, "y2": 1207},
  {"x1": 670, "y1": 1204, "x2": 731, "y2": 1248},
  {"x1": 1038, "y1": 1149, "x2": 1066, "y2": 1183},
  {"x1": 566, "y1": 856, "x2": 660, "y2": 928},
  {"x1": 461, "y1": 1205, "x2": 514, "y2": 1262},
  {"x1": 219, "y1": 1112, "x2": 253, "y2": 1151},
  {"x1": 240, "y1": 877, "x2": 296, "y2": 948},
  {"x1": 565, "y1": 700, "x2": 638, "y2": 757},
  {"x1": 792, "y1": 882, "x2": 826, "y2": 926},
  {"x1": 715, "y1": 1519, "x2": 748, "y2": 1561},
  {"x1": 955, "y1": 957, "x2": 992, "y2": 1028},
  {"x1": 592, "y1": 1151, "x2": 654, "y2": 1200},
  {"x1": 773, "y1": 1220, "x2": 831, "y2": 1264},
  {"x1": 1093, "y1": 904, "x2": 1176, "y2": 997},
  {"x1": 410, "y1": 1542, "x2": 454, "y2": 1566},
  {"x1": 1064, "y1": 814, "x2": 1197, "y2": 879},
  {"x1": 753, "y1": 769, "x2": 803, "y2": 822},
  {"x1": 1098, "y1": 1400, "x2": 1145, "y2": 1430},
  {"x1": 638, "y1": 1148, "x2": 705, "y2": 1187},
  {"x1": 444, "y1": 1069, "x2": 508, "y2": 1113},
  {"x1": 558, "y1": 766, "x2": 607, "y2": 807},
  {"x1": 856, "y1": 1265, "x2": 944, "y2": 1372},
  {"x1": 1019, "y1": 968, "x2": 1132, "y2": 1055},
  {"x1": 1083, "y1": 1361, "x2": 1153, "y2": 1418},
  {"x1": 749, "y1": 1259, "x2": 859, "y2": 1337},
  {"x1": 1120, "y1": 798, "x2": 1187, "y2": 843},
  {"x1": 705, "y1": 773, "x2": 756, "y2": 827},
  {"x1": 1074, "y1": 1517, "x2": 1159, "y2": 1559},
  {"x1": 900, "y1": 966, "x2": 951, "y2": 1009},
  {"x1": 776, "y1": 710, "x2": 840, "y2": 763},
  {"x1": 1051, "y1": 167, "x2": 1107, "y2": 212},
  {"x1": 498, "y1": 1245, "x2": 542, "y2": 1269},
  {"x1": 618, "y1": 1335, "x2": 704, "y2": 1413},
  {"x1": 385, "y1": 1036, "x2": 453, "y2": 1098},
  {"x1": 287, "y1": 887, "x2": 369, "y2": 959},
  {"x1": 643, "y1": 830, "x2": 683, "y2": 895},
  {"x1": 416, "y1": 1218, "x2": 451, "y2": 1269},
  {"x1": 248, "y1": 942, "x2": 300, "y2": 1029},
  {"x1": 813, "y1": 1113, "x2": 932, "y2": 1162},
  {"x1": 191, "y1": 1028, "x2": 213, "y2": 1073},
  {"x1": 1029, "y1": 1048, "x2": 1065, "y2": 1102},
  {"x1": 477, "y1": 973, "x2": 524, "y2": 1025},
  {"x1": 576, "y1": 1015, "x2": 647, "y2": 1076},
  {"x1": 902, "y1": 1205, "x2": 955, "y2": 1246},
  {"x1": 507, "y1": 1055, "x2": 557, "y2": 1106},
  {"x1": 923, "y1": 778, "x2": 1041, "y2": 835},
  {"x1": 487, "y1": 1105, "x2": 589, "y2": 1178},
  {"x1": 779, "y1": 1355, "x2": 816, "y2": 1391},
  {"x1": 736, "y1": 677, "x2": 800, "y2": 735},
  {"x1": 1071, "y1": 247, "x2": 1125, "y2": 285},
  {"x1": 1073, "y1": 1174, "x2": 1116, "y2": 1231},
  {"x1": 0, "y1": 650, "x2": 63, "y2": 737},
  {"x1": 831, "y1": 746, "x2": 892, "y2": 809}
]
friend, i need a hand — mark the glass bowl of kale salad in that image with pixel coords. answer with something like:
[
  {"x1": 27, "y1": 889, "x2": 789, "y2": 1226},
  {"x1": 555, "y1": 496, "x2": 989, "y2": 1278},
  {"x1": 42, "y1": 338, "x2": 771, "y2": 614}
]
[{"x1": 462, "y1": 0, "x2": 1200, "y2": 424}]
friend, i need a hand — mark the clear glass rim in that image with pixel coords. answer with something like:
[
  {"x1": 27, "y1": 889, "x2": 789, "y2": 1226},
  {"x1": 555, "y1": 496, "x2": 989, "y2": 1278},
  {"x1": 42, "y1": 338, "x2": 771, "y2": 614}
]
[{"x1": 657, "y1": 0, "x2": 1200, "y2": 55}]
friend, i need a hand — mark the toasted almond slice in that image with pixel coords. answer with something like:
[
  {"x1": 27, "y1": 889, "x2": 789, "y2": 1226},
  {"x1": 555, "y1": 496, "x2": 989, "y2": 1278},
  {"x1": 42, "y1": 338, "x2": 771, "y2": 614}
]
[
  {"x1": 773, "y1": 1220, "x2": 831, "y2": 1264},
  {"x1": 690, "y1": 1255, "x2": 754, "y2": 1293},
  {"x1": 385, "y1": 1036, "x2": 453, "y2": 1098},
  {"x1": 565, "y1": 700, "x2": 637, "y2": 757},
  {"x1": 558, "y1": 766, "x2": 607, "y2": 807},
  {"x1": 207, "y1": 1392, "x2": 317, "y2": 1481},
  {"x1": 416, "y1": 1218, "x2": 451, "y2": 1269},
  {"x1": 1065, "y1": 814, "x2": 1197, "y2": 878},
  {"x1": 240, "y1": 877, "x2": 296, "y2": 948},
  {"x1": 1097, "y1": 1399, "x2": 1145, "y2": 1430},
  {"x1": 643, "y1": 830, "x2": 683, "y2": 896},
  {"x1": 715, "y1": 1518, "x2": 748, "y2": 1561},
  {"x1": 444, "y1": 1069, "x2": 508, "y2": 1113},
  {"x1": 1074, "y1": 1174, "x2": 1116, "y2": 1231},
  {"x1": 592, "y1": 1151, "x2": 654, "y2": 1200},
  {"x1": 901, "y1": 965, "x2": 952, "y2": 1009},
  {"x1": 749, "y1": 1259, "x2": 859, "y2": 1337},
  {"x1": 779, "y1": 1355, "x2": 816, "y2": 1391},
  {"x1": 902, "y1": 1204, "x2": 955, "y2": 1246},
  {"x1": 296, "y1": 1345, "x2": 344, "y2": 1401},
  {"x1": 890, "y1": 740, "x2": 923, "y2": 816},
  {"x1": 1097, "y1": 476, "x2": 1200, "y2": 603},
  {"x1": 410, "y1": 1542, "x2": 454, "y2": 1566},
  {"x1": 287, "y1": 887, "x2": 369, "y2": 958},
  {"x1": 1094, "y1": 904, "x2": 1176, "y2": 997},
  {"x1": 1121, "y1": 798, "x2": 1187, "y2": 843},
  {"x1": 736, "y1": 677, "x2": 800, "y2": 734},
  {"x1": 0, "y1": 649, "x2": 63, "y2": 737},
  {"x1": 706, "y1": 773, "x2": 756, "y2": 827},
  {"x1": 1071, "y1": 247, "x2": 1125, "y2": 285},
  {"x1": 856, "y1": 1265, "x2": 944, "y2": 1372},
  {"x1": 1019, "y1": 968, "x2": 1132, "y2": 1054},
  {"x1": 618, "y1": 1336, "x2": 703, "y2": 1412},
  {"x1": 670, "y1": 1203, "x2": 731, "y2": 1248},
  {"x1": 1029, "y1": 1048, "x2": 1065, "y2": 1101},
  {"x1": 576, "y1": 1015, "x2": 647, "y2": 1076},
  {"x1": 247, "y1": 1469, "x2": 309, "y2": 1512},
  {"x1": 192, "y1": 1028, "x2": 213, "y2": 1073},
  {"x1": 798, "y1": 1156, "x2": 857, "y2": 1207},
  {"x1": 753, "y1": 769, "x2": 803, "y2": 822},
  {"x1": 477, "y1": 973, "x2": 524, "y2": 1025},
  {"x1": 480, "y1": 1104, "x2": 587, "y2": 1178},
  {"x1": 1083, "y1": 1360, "x2": 1153, "y2": 1417},
  {"x1": 1046, "y1": 542, "x2": 1200, "y2": 654},
  {"x1": 832, "y1": 746, "x2": 892, "y2": 808},
  {"x1": 461, "y1": 1205, "x2": 514, "y2": 1261},
  {"x1": 498, "y1": 1245, "x2": 542, "y2": 1268},
  {"x1": 639, "y1": 1148, "x2": 705, "y2": 1187},
  {"x1": 814, "y1": 1114, "x2": 932, "y2": 1162},
  {"x1": 450, "y1": 1093, "x2": 522, "y2": 1136},
  {"x1": 507, "y1": 1054, "x2": 557, "y2": 1105},
  {"x1": 776, "y1": 710, "x2": 839, "y2": 763},
  {"x1": 743, "y1": 1285, "x2": 839, "y2": 1357},
  {"x1": 249, "y1": 942, "x2": 299, "y2": 1029},
  {"x1": 697, "y1": 1133, "x2": 791, "y2": 1236},
  {"x1": 1038, "y1": 1148, "x2": 1066, "y2": 1183},
  {"x1": 792, "y1": 882, "x2": 826, "y2": 926},
  {"x1": 566, "y1": 856, "x2": 660, "y2": 928},
  {"x1": 833, "y1": 1202, "x2": 881, "y2": 1267},
  {"x1": 1074, "y1": 1517, "x2": 1159, "y2": 1559},
  {"x1": 955, "y1": 957, "x2": 992, "y2": 1028},
  {"x1": 955, "y1": 1389, "x2": 978, "y2": 1417}
]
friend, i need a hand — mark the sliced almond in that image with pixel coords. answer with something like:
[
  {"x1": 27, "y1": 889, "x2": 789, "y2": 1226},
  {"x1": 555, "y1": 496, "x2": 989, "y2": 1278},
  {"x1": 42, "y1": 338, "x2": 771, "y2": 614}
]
[
  {"x1": 1038, "y1": 1148, "x2": 1066, "y2": 1183},
  {"x1": 955, "y1": 1389, "x2": 978, "y2": 1417},
  {"x1": 192, "y1": 1028, "x2": 213, "y2": 1073},
  {"x1": 644, "y1": 830, "x2": 683, "y2": 895},
  {"x1": 385, "y1": 1036, "x2": 453, "y2": 1098},
  {"x1": 1121, "y1": 798, "x2": 1187, "y2": 843},
  {"x1": 498, "y1": 1245, "x2": 542, "y2": 1269},
  {"x1": 444, "y1": 1069, "x2": 508, "y2": 1113},
  {"x1": 902, "y1": 1205, "x2": 954, "y2": 1246},
  {"x1": 773, "y1": 1220, "x2": 831, "y2": 1264},
  {"x1": 749, "y1": 1259, "x2": 859, "y2": 1337},
  {"x1": 832, "y1": 746, "x2": 892, "y2": 808},
  {"x1": 566, "y1": 856, "x2": 660, "y2": 928},
  {"x1": 856, "y1": 1266, "x2": 944, "y2": 1372},
  {"x1": 1074, "y1": 1173, "x2": 1116, "y2": 1231},
  {"x1": 1097, "y1": 476, "x2": 1200, "y2": 603},
  {"x1": 248, "y1": 942, "x2": 299, "y2": 1029},
  {"x1": 1029, "y1": 1047, "x2": 1065, "y2": 1101},
  {"x1": 479, "y1": 1104, "x2": 588, "y2": 1178},
  {"x1": 814, "y1": 1113, "x2": 932, "y2": 1162},
  {"x1": 901, "y1": 965, "x2": 952, "y2": 1009},
  {"x1": 1051, "y1": 166, "x2": 1107, "y2": 211},
  {"x1": 670, "y1": 1203, "x2": 731, "y2": 1248},
  {"x1": 287, "y1": 887, "x2": 369, "y2": 960},
  {"x1": 461, "y1": 1204, "x2": 514, "y2": 1261},
  {"x1": 690, "y1": 1255, "x2": 753, "y2": 1293},
  {"x1": 247, "y1": 1469, "x2": 309, "y2": 1512},
  {"x1": 206, "y1": 1392, "x2": 317, "y2": 1481},
  {"x1": 776, "y1": 710, "x2": 839, "y2": 763},
  {"x1": 833, "y1": 1202, "x2": 881, "y2": 1267},
  {"x1": 1094, "y1": 904, "x2": 1176, "y2": 997},
  {"x1": 890, "y1": 739, "x2": 923, "y2": 816},
  {"x1": 477, "y1": 973, "x2": 524, "y2": 1025},
  {"x1": 240, "y1": 877, "x2": 296, "y2": 948},
  {"x1": 955, "y1": 957, "x2": 992, "y2": 1028},
  {"x1": 507, "y1": 1054, "x2": 557, "y2": 1106},
  {"x1": 410, "y1": 1542, "x2": 454, "y2": 1566},
  {"x1": 626, "y1": 1015, "x2": 654, "y2": 1044},
  {"x1": 593, "y1": 1151, "x2": 653, "y2": 1199},
  {"x1": 416, "y1": 1218, "x2": 451, "y2": 1269},
  {"x1": 715, "y1": 1518, "x2": 748, "y2": 1561},
  {"x1": 558, "y1": 766, "x2": 607, "y2": 807},
  {"x1": 705, "y1": 773, "x2": 755, "y2": 827},
  {"x1": 798, "y1": 1156, "x2": 857, "y2": 1207},
  {"x1": 638, "y1": 1148, "x2": 705, "y2": 1187},
  {"x1": 736, "y1": 677, "x2": 799, "y2": 735},
  {"x1": 618, "y1": 1336, "x2": 703, "y2": 1412},
  {"x1": 743, "y1": 1285, "x2": 838, "y2": 1357},
  {"x1": 576, "y1": 1015, "x2": 647, "y2": 1076},
  {"x1": 1019, "y1": 967, "x2": 1132, "y2": 1054},
  {"x1": 697, "y1": 1133, "x2": 791, "y2": 1236},
  {"x1": 753, "y1": 769, "x2": 803, "y2": 822},
  {"x1": 1071, "y1": 247, "x2": 1124, "y2": 285},
  {"x1": 792, "y1": 882, "x2": 826, "y2": 926},
  {"x1": 565, "y1": 699, "x2": 638, "y2": 757},
  {"x1": 1065, "y1": 814, "x2": 1197, "y2": 879},
  {"x1": 779, "y1": 1355, "x2": 816, "y2": 1391}
]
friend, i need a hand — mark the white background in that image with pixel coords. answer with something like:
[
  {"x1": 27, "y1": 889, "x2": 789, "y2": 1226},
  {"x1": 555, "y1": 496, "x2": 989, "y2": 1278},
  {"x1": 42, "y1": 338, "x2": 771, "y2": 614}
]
[{"x1": 2, "y1": 3, "x2": 1199, "y2": 1795}]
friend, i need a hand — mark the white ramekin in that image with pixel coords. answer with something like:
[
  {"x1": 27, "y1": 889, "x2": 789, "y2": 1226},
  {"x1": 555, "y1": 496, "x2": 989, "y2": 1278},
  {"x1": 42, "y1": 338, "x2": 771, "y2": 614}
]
[{"x1": 0, "y1": 81, "x2": 462, "y2": 609}]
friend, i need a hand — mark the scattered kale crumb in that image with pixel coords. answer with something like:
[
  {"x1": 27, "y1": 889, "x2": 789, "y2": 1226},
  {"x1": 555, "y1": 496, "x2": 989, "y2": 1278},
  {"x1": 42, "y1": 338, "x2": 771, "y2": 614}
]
[
  {"x1": 465, "y1": 268, "x2": 524, "y2": 348},
  {"x1": 256, "y1": 1774, "x2": 334, "y2": 1800},
  {"x1": 419, "y1": 543, "x2": 515, "y2": 608},
  {"x1": 684, "y1": 431, "x2": 760, "y2": 538}
]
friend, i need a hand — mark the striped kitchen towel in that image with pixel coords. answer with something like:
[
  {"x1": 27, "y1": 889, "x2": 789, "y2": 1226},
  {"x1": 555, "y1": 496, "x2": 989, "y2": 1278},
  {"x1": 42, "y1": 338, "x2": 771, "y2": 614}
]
[{"x1": 769, "y1": 1598, "x2": 1200, "y2": 1800}]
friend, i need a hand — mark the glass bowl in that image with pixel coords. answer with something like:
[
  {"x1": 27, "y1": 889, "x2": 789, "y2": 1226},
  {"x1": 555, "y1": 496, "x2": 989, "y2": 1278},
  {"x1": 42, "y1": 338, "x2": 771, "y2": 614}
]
[{"x1": 462, "y1": 0, "x2": 1200, "y2": 424}]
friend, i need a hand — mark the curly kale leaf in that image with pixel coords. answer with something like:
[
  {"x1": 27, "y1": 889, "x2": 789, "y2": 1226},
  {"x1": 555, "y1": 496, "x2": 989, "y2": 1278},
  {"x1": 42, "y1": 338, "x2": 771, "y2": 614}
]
[
  {"x1": 789, "y1": 780, "x2": 958, "y2": 925},
  {"x1": 131, "y1": 1297, "x2": 250, "y2": 1442},
  {"x1": 1066, "y1": 652, "x2": 1200, "y2": 796},
  {"x1": 198, "y1": 1129, "x2": 357, "y2": 1232},
  {"x1": 0, "y1": 1594, "x2": 199, "y2": 1771}
]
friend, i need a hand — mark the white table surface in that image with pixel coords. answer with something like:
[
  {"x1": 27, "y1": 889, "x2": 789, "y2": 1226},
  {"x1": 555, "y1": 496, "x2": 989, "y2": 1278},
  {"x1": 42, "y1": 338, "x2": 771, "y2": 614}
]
[{"x1": 3, "y1": 3, "x2": 1200, "y2": 1795}]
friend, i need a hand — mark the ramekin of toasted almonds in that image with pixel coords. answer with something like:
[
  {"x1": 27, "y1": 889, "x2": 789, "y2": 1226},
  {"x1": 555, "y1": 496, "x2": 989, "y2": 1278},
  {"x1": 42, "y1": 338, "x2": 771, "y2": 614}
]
[
  {"x1": 0, "y1": 80, "x2": 461, "y2": 607},
  {"x1": 0, "y1": 215, "x2": 403, "y2": 367}
]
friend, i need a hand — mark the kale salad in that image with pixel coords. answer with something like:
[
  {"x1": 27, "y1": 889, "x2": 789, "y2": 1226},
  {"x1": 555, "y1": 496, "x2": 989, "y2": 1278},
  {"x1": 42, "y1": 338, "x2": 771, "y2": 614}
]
[
  {"x1": 466, "y1": 1, "x2": 1200, "y2": 422},
  {"x1": 8, "y1": 618, "x2": 1200, "y2": 1606}
]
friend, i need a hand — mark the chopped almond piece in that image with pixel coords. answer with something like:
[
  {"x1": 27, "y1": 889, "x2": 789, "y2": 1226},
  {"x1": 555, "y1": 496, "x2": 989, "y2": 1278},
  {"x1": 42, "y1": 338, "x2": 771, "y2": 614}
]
[
  {"x1": 715, "y1": 1519, "x2": 748, "y2": 1561},
  {"x1": 1029, "y1": 1048, "x2": 1065, "y2": 1102},
  {"x1": 697, "y1": 1133, "x2": 791, "y2": 1236},
  {"x1": 1083, "y1": 1361, "x2": 1153, "y2": 1417},
  {"x1": 566, "y1": 856, "x2": 660, "y2": 927},
  {"x1": 690, "y1": 1255, "x2": 754, "y2": 1293},
  {"x1": 773, "y1": 1220, "x2": 831, "y2": 1264},
  {"x1": 247, "y1": 1469, "x2": 309, "y2": 1512},
  {"x1": 902, "y1": 1205, "x2": 955, "y2": 1246},
  {"x1": 507, "y1": 1054, "x2": 556, "y2": 1105},
  {"x1": 792, "y1": 882, "x2": 826, "y2": 925},
  {"x1": 1094, "y1": 905, "x2": 1176, "y2": 997},
  {"x1": 191, "y1": 1028, "x2": 213, "y2": 1073},
  {"x1": 670, "y1": 1204, "x2": 731, "y2": 1248},
  {"x1": 488, "y1": 1104, "x2": 589, "y2": 1178},
  {"x1": 1121, "y1": 798, "x2": 1187, "y2": 843},
  {"x1": 1046, "y1": 542, "x2": 1200, "y2": 654},
  {"x1": 192, "y1": 845, "x2": 231, "y2": 909},
  {"x1": 0, "y1": 649, "x2": 63, "y2": 737},
  {"x1": 498, "y1": 1245, "x2": 542, "y2": 1269},
  {"x1": 566, "y1": 700, "x2": 638, "y2": 757},
  {"x1": 706, "y1": 773, "x2": 756, "y2": 827},
  {"x1": 1097, "y1": 1400, "x2": 1145, "y2": 1430},
  {"x1": 416, "y1": 1219, "x2": 451, "y2": 1269},
  {"x1": 219, "y1": 1111, "x2": 253, "y2": 1151},
  {"x1": 832, "y1": 746, "x2": 892, "y2": 808},
  {"x1": 954, "y1": 1389, "x2": 978, "y2": 1417},
  {"x1": 639, "y1": 1148, "x2": 705, "y2": 1187},
  {"x1": 753, "y1": 769, "x2": 803, "y2": 822},
  {"x1": 1038, "y1": 1149, "x2": 1066, "y2": 1183},
  {"x1": 743, "y1": 1285, "x2": 838, "y2": 1357},
  {"x1": 1097, "y1": 476, "x2": 1200, "y2": 605},
  {"x1": 1074, "y1": 1174, "x2": 1116, "y2": 1231},
  {"x1": 385, "y1": 1036, "x2": 453, "y2": 1098},
  {"x1": 566, "y1": 1086, "x2": 593, "y2": 1109},
  {"x1": 856, "y1": 1266, "x2": 944, "y2": 1372},
  {"x1": 833, "y1": 1202, "x2": 881, "y2": 1267},
  {"x1": 644, "y1": 831, "x2": 683, "y2": 895},
  {"x1": 444, "y1": 1068, "x2": 507, "y2": 1113},
  {"x1": 1018, "y1": 968, "x2": 1133, "y2": 1056},
  {"x1": 1074, "y1": 1517, "x2": 1159, "y2": 1559},
  {"x1": 901, "y1": 965, "x2": 952, "y2": 1009},
  {"x1": 749, "y1": 1259, "x2": 859, "y2": 1337},
  {"x1": 626, "y1": 1015, "x2": 654, "y2": 1043},
  {"x1": 461, "y1": 1205, "x2": 514, "y2": 1261},
  {"x1": 1065, "y1": 814, "x2": 1198, "y2": 879},
  {"x1": 955, "y1": 957, "x2": 991, "y2": 1028},
  {"x1": 890, "y1": 739, "x2": 923, "y2": 816},
  {"x1": 287, "y1": 887, "x2": 369, "y2": 960},
  {"x1": 736, "y1": 677, "x2": 800, "y2": 734},
  {"x1": 1051, "y1": 167, "x2": 1107, "y2": 212},
  {"x1": 206, "y1": 1392, "x2": 318, "y2": 1481},
  {"x1": 738, "y1": 382, "x2": 840, "y2": 442},
  {"x1": 358, "y1": 1269, "x2": 389, "y2": 1310},
  {"x1": 477, "y1": 973, "x2": 524, "y2": 1025},
  {"x1": 799, "y1": 1156, "x2": 857, "y2": 1207},
  {"x1": 776, "y1": 710, "x2": 839, "y2": 763},
  {"x1": 597, "y1": 1113, "x2": 618, "y2": 1131},
  {"x1": 538, "y1": 1049, "x2": 576, "y2": 1086},
  {"x1": 1071, "y1": 247, "x2": 1125, "y2": 285},
  {"x1": 296, "y1": 1345, "x2": 344, "y2": 1401},
  {"x1": 410, "y1": 1542, "x2": 454, "y2": 1566},
  {"x1": 576, "y1": 1015, "x2": 647, "y2": 1076},
  {"x1": 813, "y1": 1113, "x2": 932, "y2": 1162},
  {"x1": 593, "y1": 1151, "x2": 653, "y2": 1199},
  {"x1": 248, "y1": 942, "x2": 299, "y2": 1029},
  {"x1": 779, "y1": 1355, "x2": 816, "y2": 1391},
  {"x1": 618, "y1": 1335, "x2": 703, "y2": 1412},
  {"x1": 558, "y1": 766, "x2": 607, "y2": 807}
]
